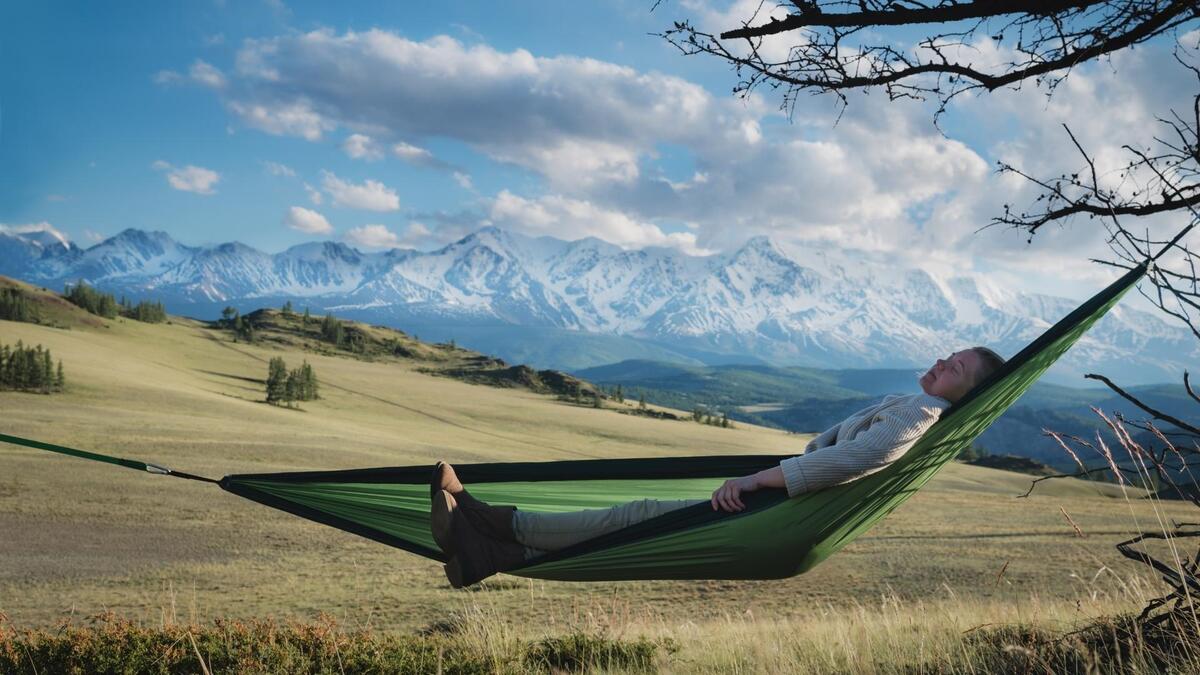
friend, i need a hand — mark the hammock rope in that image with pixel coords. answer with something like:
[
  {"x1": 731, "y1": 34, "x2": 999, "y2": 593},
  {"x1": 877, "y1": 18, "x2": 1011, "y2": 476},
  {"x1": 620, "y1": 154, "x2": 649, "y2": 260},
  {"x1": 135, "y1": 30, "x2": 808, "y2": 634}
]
[
  {"x1": 0, "y1": 259, "x2": 1152, "y2": 581},
  {"x1": 0, "y1": 432, "x2": 219, "y2": 484}
]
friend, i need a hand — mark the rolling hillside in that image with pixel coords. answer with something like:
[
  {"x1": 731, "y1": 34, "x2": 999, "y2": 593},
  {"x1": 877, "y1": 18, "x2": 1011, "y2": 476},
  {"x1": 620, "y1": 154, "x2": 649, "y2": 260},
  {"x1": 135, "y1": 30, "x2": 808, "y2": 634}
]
[{"x1": 0, "y1": 282, "x2": 1188, "y2": 634}]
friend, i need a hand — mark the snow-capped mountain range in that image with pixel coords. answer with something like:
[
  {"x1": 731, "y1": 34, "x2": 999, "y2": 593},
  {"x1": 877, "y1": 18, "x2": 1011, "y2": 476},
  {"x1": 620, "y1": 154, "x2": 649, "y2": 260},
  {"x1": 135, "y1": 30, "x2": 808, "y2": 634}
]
[{"x1": 1, "y1": 226, "x2": 1194, "y2": 384}]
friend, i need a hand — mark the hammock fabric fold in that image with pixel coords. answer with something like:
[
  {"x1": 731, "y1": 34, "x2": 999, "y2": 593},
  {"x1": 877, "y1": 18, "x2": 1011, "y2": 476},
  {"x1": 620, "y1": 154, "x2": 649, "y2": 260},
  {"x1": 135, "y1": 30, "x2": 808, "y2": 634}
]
[{"x1": 0, "y1": 261, "x2": 1149, "y2": 582}]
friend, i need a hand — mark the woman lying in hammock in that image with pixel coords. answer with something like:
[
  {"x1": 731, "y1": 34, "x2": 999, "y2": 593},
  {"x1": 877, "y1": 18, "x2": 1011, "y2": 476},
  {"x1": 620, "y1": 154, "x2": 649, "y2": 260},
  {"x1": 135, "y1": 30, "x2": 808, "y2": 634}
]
[{"x1": 430, "y1": 346, "x2": 1006, "y2": 588}]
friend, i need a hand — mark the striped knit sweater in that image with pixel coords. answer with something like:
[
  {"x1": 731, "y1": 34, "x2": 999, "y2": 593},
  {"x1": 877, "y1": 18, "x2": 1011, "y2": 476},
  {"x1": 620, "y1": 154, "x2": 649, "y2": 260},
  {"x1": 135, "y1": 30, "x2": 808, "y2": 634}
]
[{"x1": 779, "y1": 393, "x2": 950, "y2": 497}]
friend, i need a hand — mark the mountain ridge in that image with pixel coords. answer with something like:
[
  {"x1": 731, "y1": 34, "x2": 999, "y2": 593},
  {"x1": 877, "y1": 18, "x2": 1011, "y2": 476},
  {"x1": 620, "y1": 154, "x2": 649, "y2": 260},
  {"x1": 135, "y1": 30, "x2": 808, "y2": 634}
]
[{"x1": 2, "y1": 226, "x2": 1193, "y2": 384}]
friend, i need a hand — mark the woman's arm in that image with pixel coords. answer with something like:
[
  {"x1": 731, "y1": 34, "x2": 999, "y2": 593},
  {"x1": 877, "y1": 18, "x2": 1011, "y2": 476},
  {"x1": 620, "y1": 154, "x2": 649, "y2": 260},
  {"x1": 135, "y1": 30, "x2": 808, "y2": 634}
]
[
  {"x1": 711, "y1": 465, "x2": 785, "y2": 512},
  {"x1": 778, "y1": 402, "x2": 942, "y2": 497},
  {"x1": 712, "y1": 399, "x2": 944, "y2": 510}
]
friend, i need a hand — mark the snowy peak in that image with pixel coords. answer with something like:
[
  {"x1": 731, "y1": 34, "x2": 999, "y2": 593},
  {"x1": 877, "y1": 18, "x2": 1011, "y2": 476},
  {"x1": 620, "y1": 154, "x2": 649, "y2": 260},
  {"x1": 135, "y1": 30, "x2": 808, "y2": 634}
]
[
  {"x1": 2, "y1": 227, "x2": 76, "y2": 253},
  {"x1": 72, "y1": 228, "x2": 193, "y2": 281}
]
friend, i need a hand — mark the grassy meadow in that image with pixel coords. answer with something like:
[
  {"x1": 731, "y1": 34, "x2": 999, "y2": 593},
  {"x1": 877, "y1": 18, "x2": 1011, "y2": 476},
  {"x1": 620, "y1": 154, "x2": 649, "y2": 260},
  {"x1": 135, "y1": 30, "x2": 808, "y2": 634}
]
[{"x1": 1, "y1": 295, "x2": 1195, "y2": 671}]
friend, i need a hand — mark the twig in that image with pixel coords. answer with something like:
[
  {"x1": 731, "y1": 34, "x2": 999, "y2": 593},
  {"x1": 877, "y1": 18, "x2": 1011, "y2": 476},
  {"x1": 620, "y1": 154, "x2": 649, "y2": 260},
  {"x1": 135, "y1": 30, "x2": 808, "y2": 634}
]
[
  {"x1": 187, "y1": 632, "x2": 212, "y2": 675},
  {"x1": 1060, "y1": 505, "x2": 1086, "y2": 537}
]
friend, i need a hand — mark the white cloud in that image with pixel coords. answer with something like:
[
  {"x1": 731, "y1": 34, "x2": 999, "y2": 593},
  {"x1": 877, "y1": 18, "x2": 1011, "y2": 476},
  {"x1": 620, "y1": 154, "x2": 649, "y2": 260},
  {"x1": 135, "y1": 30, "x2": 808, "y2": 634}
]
[
  {"x1": 221, "y1": 29, "x2": 724, "y2": 188},
  {"x1": 0, "y1": 222, "x2": 72, "y2": 248},
  {"x1": 680, "y1": 0, "x2": 798, "y2": 64},
  {"x1": 392, "y1": 141, "x2": 434, "y2": 163},
  {"x1": 155, "y1": 61, "x2": 226, "y2": 88},
  {"x1": 153, "y1": 69, "x2": 183, "y2": 85},
  {"x1": 152, "y1": 160, "x2": 220, "y2": 195},
  {"x1": 453, "y1": 171, "x2": 473, "y2": 190},
  {"x1": 263, "y1": 160, "x2": 296, "y2": 177},
  {"x1": 488, "y1": 190, "x2": 713, "y2": 255},
  {"x1": 303, "y1": 182, "x2": 323, "y2": 205},
  {"x1": 343, "y1": 224, "x2": 401, "y2": 249},
  {"x1": 391, "y1": 141, "x2": 456, "y2": 170},
  {"x1": 227, "y1": 100, "x2": 331, "y2": 140},
  {"x1": 191, "y1": 25, "x2": 1197, "y2": 300},
  {"x1": 405, "y1": 221, "x2": 432, "y2": 241},
  {"x1": 321, "y1": 171, "x2": 399, "y2": 211},
  {"x1": 283, "y1": 206, "x2": 332, "y2": 234},
  {"x1": 343, "y1": 133, "x2": 384, "y2": 161},
  {"x1": 189, "y1": 60, "x2": 226, "y2": 88}
]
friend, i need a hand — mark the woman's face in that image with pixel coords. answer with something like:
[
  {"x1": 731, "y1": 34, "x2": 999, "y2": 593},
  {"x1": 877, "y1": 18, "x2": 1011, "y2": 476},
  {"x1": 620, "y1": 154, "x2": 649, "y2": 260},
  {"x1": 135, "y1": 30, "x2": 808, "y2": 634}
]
[{"x1": 919, "y1": 349, "x2": 981, "y2": 402}]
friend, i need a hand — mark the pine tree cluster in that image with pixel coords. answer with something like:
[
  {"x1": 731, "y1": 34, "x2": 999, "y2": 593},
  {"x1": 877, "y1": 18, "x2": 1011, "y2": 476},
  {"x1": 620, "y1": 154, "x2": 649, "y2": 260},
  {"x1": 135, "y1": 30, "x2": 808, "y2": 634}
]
[
  {"x1": 0, "y1": 287, "x2": 38, "y2": 323},
  {"x1": 318, "y1": 313, "x2": 367, "y2": 353},
  {"x1": 0, "y1": 340, "x2": 65, "y2": 393},
  {"x1": 64, "y1": 280, "x2": 118, "y2": 318},
  {"x1": 119, "y1": 296, "x2": 167, "y2": 323},
  {"x1": 221, "y1": 306, "x2": 255, "y2": 342},
  {"x1": 266, "y1": 357, "x2": 319, "y2": 407},
  {"x1": 691, "y1": 406, "x2": 732, "y2": 428},
  {"x1": 320, "y1": 314, "x2": 345, "y2": 347}
]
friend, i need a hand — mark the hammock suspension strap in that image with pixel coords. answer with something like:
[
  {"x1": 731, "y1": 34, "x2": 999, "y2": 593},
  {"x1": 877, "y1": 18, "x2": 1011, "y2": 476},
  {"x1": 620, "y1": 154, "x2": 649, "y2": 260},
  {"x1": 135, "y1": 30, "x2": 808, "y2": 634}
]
[{"x1": 0, "y1": 432, "x2": 219, "y2": 484}]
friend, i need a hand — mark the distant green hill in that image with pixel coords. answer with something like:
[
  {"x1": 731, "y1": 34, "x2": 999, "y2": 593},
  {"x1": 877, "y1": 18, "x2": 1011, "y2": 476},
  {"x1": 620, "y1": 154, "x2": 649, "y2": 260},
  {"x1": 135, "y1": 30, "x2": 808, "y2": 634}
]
[{"x1": 576, "y1": 359, "x2": 1195, "y2": 471}]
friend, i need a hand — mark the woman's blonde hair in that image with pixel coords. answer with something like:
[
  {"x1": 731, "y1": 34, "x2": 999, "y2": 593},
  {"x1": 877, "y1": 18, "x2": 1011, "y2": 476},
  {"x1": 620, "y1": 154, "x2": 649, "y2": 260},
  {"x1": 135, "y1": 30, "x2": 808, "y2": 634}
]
[{"x1": 968, "y1": 346, "x2": 1006, "y2": 388}]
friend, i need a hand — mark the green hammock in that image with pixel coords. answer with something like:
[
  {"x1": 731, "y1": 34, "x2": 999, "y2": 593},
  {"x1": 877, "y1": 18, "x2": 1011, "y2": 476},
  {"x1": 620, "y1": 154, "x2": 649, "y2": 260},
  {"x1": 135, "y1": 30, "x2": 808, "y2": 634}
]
[{"x1": 0, "y1": 261, "x2": 1149, "y2": 582}]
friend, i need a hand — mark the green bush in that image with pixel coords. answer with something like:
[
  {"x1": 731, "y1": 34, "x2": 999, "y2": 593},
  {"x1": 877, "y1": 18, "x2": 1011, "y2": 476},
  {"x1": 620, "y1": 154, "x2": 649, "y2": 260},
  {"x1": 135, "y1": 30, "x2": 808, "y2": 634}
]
[{"x1": 522, "y1": 631, "x2": 672, "y2": 673}]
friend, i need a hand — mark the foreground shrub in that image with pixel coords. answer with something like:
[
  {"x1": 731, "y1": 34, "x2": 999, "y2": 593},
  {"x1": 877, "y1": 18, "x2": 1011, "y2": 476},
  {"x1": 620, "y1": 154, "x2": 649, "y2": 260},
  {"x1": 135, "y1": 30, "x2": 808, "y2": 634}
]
[
  {"x1": 923, "y1": 613, "x2": 1200, "y2": 674},
  {"x1": 523, "y1": 631, "x2": 674, "y2": 672},
  {"x1": 0, "y1": 612, "x2": 675, "y2": 674}
]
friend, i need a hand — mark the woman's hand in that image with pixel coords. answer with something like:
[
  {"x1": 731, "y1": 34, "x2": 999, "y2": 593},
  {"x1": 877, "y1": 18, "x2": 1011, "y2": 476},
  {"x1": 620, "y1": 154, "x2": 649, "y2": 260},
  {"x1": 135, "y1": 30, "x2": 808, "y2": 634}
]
[{"x1": 711, "y1": 474, "x2": 760, "y2": 512}]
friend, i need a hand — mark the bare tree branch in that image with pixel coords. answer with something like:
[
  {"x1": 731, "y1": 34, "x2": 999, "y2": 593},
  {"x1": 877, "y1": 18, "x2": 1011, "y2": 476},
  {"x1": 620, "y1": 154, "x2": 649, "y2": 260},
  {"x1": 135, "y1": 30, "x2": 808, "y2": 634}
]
[
  {"x1": 1085, "y1": 373, "x2": 1200, "y2": 436},
  {"x1": 721, "y1": 0, "x2": 1107, "y2": 39},
  {"x1": 659, "y1": 0, "x2": 1199, "y2": 117}
]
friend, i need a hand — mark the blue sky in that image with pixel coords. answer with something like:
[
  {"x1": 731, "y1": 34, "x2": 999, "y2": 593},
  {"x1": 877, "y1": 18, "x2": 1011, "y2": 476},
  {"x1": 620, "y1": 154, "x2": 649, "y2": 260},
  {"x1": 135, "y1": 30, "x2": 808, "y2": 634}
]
[{"x1": 2, "y1": 1, "x2": 1196, "y2": 301}]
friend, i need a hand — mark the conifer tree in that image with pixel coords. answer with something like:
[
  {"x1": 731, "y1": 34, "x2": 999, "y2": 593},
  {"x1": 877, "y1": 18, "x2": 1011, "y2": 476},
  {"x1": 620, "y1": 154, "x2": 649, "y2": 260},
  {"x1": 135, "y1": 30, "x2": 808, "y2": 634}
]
[
  {"x1": 721, "y1": 411, "x2": 729, "y2": 428},
  {"x1": 221, "y1": 306, "x2": 237, "y2": 325},
  {"x1": 300, "y1": 360, "x2": 318, "y2": 400},
  {"x1": 55, "y1": 359, "x2": 65, "y2": 391},
  {"x1": 282, "y1": 300, "x2": 294, "y2": 317},
  {"x1": 321, "y1": 314, "x2": 344, "y2": 346},
  {"x1": 64, "y1": 280, "x2": 118, "y2": 318},
  {"x1": 0, "y1": 288, "x2": 36, "y2": 322},
  {"x1": 41, "y1": 349, "x2": 53, "y2": 393},
  {"x1": 302, "y1": 306, "x2": 311, "y2": 325},
  {"x1": 266, "y1": 357, "x2": 288, "y2": 404},
  {"x1": 284, "y1": 369, "x2": 300, "y2": 407},
  {"x1": 0, "y1": 341, "x2": 63, "y2": 393},
  {"x1": 638, "y1": 391, "x2": 647, "y2": 410}
]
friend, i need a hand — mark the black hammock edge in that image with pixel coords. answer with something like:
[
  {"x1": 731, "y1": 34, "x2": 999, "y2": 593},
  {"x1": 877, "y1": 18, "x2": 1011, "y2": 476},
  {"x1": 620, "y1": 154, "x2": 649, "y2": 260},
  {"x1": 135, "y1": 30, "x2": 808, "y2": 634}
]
[{"x1": 222, "y1": 454, "x2": 796, "y2": 485}]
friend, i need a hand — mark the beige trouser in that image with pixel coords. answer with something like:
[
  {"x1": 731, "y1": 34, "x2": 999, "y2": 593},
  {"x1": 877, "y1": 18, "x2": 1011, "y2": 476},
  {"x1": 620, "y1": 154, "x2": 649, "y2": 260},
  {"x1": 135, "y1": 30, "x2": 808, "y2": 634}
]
[{"x1": 512, "y1": 498, "x2": 707, "y2": 558}]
